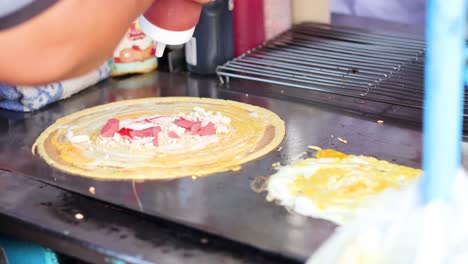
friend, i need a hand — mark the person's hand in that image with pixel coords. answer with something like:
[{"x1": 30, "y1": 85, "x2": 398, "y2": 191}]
[{"x1": 0, "y1": 0, "x2": 154, "y2": 86}]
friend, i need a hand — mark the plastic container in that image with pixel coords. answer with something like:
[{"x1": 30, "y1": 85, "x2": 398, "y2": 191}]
[
  {"x1": 292, "y1": 0, "x2": 330, "y2": 24},
  {"x1": 138, "y1": 0, "x2": 203, "y2": 57},
  {"x1": 264, "y1": 0, "x2": 292, "y2": 40},
  {"x1": 110, "y1": 20, "x2": 158, "y2": 77},
  {"x1": 233, "y1": 0, "x2": 265, "y2": 56},
  {"x1": 185, "y1": 0, "x2": 234, "y2": 74}
]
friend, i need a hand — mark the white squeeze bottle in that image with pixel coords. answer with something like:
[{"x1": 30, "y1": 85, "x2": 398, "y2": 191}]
[{"x1": 138, "y1": 0, "x2": 204, "y2": 57}]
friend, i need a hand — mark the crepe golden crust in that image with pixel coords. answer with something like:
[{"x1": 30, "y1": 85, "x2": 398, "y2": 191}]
[{"x1": 33, "y1": 97, "x2": 285, "y2": 180}]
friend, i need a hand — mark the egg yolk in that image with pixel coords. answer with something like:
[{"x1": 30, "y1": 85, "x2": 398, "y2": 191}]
[
  {"x1": 316, "y1": 149, "x2": 347, "y2": 159},
  {"x1": 289, "y1": 155, "x2": 421, "y2": 209}
]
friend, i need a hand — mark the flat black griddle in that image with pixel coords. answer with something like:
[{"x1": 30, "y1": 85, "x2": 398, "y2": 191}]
[{"x1": 0, "y1": 70, "x2": 425, "y2": 262}]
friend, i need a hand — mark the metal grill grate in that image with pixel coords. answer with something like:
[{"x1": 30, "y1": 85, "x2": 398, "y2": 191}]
[
  {"x1": 217, "y1": 23, "x2": 427, "y2": 106},
  {"x1": 217, "y1": 23, "x2": 468, "y2": 128}
]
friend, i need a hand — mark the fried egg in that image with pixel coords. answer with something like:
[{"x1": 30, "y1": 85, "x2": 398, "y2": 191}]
[{"x1": 266, "y1": 149, "x2": 421, "y2": 225}]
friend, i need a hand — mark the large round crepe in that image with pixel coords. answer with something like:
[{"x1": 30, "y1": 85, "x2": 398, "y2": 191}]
[{"x1": 33, "y1": 97, "x2": 285, "y2": 180}]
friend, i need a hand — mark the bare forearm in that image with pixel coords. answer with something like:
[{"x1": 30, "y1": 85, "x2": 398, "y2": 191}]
[{"x1": 0, "y1": 0, "x2": 153, "y2": 85}]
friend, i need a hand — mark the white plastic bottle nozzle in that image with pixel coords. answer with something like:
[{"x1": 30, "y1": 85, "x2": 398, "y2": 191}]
[
  {"x1": 155, "y1": 41, "x2": 166, "y2": 58},
  {"x1": 138, "y1": 13, "x2": 197, "y2": 58}
]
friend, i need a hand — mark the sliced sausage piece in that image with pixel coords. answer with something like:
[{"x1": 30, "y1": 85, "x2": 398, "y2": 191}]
[
  {"x1": 118, "y1": 128, "x2": 134, "y2": 138},
  {"x1": 190, "y1": 122, "x2": 202, "y2": 135},
  {"x1": 197, "y1": 122, "x2": 216, "y2": 136},
  {"x1": 133, "y1": 126, "x2": 162, "y2": 138},
  {"x1": 168, "y1": 131, "x2": 180, "y2": 138},
  {"x1": 174, "y1": 117, "x2": 198, "y2": 129},
  {"x1": 101, "y1": 118, "x2": 120, "y2": 137}
]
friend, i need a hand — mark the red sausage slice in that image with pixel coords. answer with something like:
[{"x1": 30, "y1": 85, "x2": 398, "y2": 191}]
[
  {"x1": 168, "y1": 131, "x2": 180, "y2": 138},
  {"x1": 197, "y1": 122, "x2": 216, "y2": 136},
  {"x1": 101, "y1": 118, "x2": 120, "y2": 137},
  {"x1": 118, "y1": 128, "x2": 134, "y2": 138},
  {"x1": 190, "y1": 122, "x2": 202, "y2": 135},
  {"x1": 174, "y1": 117, "x2": 198, "y2": 129},
  {"x1": 133, "y1": 126, "x2": 162, "y2": 138}
]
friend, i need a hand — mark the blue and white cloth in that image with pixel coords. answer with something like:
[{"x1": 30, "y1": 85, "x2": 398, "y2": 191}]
[{"x1": 0, "y1": 63, "x2": 110, "y2": 112}]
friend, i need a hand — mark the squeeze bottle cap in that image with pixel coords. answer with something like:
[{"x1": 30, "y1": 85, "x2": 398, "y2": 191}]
[{"x1": 138, "y1": 15, "x2": 196, "y2": 58}]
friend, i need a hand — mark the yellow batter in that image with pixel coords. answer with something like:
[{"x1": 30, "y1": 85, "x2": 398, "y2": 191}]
[{"x1": 33, "y1": 97, "x2": 285, "y2": 180}]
